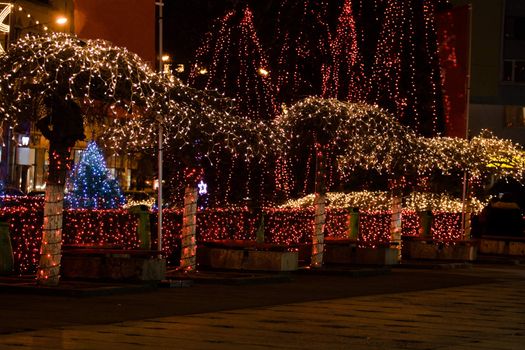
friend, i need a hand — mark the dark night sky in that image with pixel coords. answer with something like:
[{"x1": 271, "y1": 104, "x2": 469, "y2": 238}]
[
  {"x1": 162, "y1": 0, "x2": 453, "y2": 66},
  {"x1": 163, "y1": 0, "x2": 281, "y2": 64}
]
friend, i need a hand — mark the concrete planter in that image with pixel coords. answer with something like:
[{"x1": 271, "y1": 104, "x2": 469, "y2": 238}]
[
  {"x1": 324, "y1": 239, "x2": 399, "y2": 265},
  {"x1": 324, "y1": 239, "x2": 357, "y2": 264},
  {"x1": 61, "y1": 248, "x2": 166, "y2": 281},
  {"x1": 479, "y1": 236, "x2": 525, "y2": 256},
  {"x1": 202, "y1": 246, "x2": 299, "y2": 271},
  {"x1": 403, "y1": 238, "x2": 477, "y2": 261},
  {"x1": 356, "y1": 247, "x2": 400, "y2": 265}
]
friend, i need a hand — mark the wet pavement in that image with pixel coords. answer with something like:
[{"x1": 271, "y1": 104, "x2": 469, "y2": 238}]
[{"x1": 0, "y1": 265, "x2": 524, "y2": 349}]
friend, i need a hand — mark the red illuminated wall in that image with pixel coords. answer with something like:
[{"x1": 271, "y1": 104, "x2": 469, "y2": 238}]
[
  {"x1": 437, "y1": 5, "x2": 471, "y2": 138},
  {"x1": 74, "y1": 0, "x2": 156, "y2": 66}
]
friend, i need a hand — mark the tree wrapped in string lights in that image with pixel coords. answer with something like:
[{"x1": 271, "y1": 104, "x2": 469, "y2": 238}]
[
  {"x1": 187, "y1": 5, "x2": 279, "y2": 204},
  {"x1": 0, "y1": 33, "x2": 166, "y2": 285},
  {"x1": 417, "y1": 132, "x2": 525, "y2": 238},
  {"x1": 65, "y1": 141, "x2": 125, "y2": 209},
  {"x1": 416, "y1": 133, "x2": 525, "y2": 193},
  {"x1": 105, "y1": 83, "x2": 276, "y2": 271},
  {"x1": 278, "y1": 97, "x2": 358, "y2": 267},
  {"x1": 323, "y1": 0, "x2": 367, "y2": 102},
  {"x1": 334, "y1": 102, "x2": 420, "y2": 258},
  {"x1": 370, "y1": 0, "x2": 444, "y2": 136},
  {"x1": 279, "y1": 97, "x2": 421, "y2": 266},
  {"x1": 274, "y1": 0, "x2": 332, "y2": 105},
  {"x1": 188, "y1": 5, "x2": 278, "y2": 121}
]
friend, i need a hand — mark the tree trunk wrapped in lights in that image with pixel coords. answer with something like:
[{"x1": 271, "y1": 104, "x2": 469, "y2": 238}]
[
  {"x1": 38, "y1": 148, "x2": 71, "y2": 285},
  {"x1": 390, "y1": 190, "x2": 402, "y2": 261},
  {"x1": 36, "y1": 97, "x2": 85, "y2": 285},
  {"x1": 180, "y1": 168, "x2": 200, "y2": 271},
  {"x1": 311, "y1": 145, "x2": 326, "y2": 268}
]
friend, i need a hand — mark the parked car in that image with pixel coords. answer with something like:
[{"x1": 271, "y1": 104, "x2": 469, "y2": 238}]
[
  {"x1": 0, "y1": 187, "x2": 27, "y2": 207},
  {"x1": 1, "y1": 187, "x2": 25, "y2": 197},
  {"x1": 27, "y1": 190, "x2": 46, "y2": 197}
]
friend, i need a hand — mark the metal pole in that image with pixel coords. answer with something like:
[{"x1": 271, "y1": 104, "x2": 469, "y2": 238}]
[
  {"x1": 460, "y1": 4, "x2": 473, "y2": 238},
  {"x1": 156, "y1": 0, "x2": 164, "y2": 256}
]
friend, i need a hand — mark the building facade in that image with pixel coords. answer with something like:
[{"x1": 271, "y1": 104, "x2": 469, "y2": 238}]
[
  {"x1": 0, "y1": 1, "x2": 74, "y2": 192},
  {"x1": 0, "y1": 0, "x2": 156, "y2": 193},
  {"x1": 452, "y1": 0, "x2": 525, "y2": 145}
]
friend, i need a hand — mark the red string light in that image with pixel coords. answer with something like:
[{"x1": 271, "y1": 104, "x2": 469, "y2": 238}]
[{"x1": 2, "y1": 199, "x2": 464, "y2": 273}]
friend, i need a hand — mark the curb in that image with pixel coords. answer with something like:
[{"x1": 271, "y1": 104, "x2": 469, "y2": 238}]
[
  {"x1": 165, "y1": 271, "x2": 293, "y2": 285},
  {"x1": 294, "y1": 266, "x2": 391, "y2": 277},
  {"x1": 0, "y1": 280, "x2": 157, "y2": 297},
  {"x1": 394, "y1": 261, "x2": 473, "y2": 270}
]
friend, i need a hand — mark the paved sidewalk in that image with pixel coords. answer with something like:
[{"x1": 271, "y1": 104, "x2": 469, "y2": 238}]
[{"x1": 0, "y1": 266, "x2": 524, "y2": 349}]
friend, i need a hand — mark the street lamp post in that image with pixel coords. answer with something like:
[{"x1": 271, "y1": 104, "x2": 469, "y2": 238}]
[{"x1": 156, "y1": 0, "x2": 164, "y2": 258}]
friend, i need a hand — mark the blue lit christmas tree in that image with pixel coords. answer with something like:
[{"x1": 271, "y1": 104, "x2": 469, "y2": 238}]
[{"x1": 65, "y1": 141, "x2": 125, "y2": 209}]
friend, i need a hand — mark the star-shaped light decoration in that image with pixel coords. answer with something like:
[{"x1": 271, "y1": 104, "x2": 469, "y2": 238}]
[{"x1": 198, "y1": 180, "x2": 208, "y2": 195}]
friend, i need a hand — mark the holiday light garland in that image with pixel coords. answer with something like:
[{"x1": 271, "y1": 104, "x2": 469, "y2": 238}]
[
  {"x1": 281, "y1": 191, "x2": 488, "y2": 215},
  {"x1": 0, "y1": 33, "x2": 166, "y2": 124},
  {"x1": 416, "y1": 132, "x2": 525, "y2": 180},
  {"x1": 279, "y1": 97, "x2": 420, "y2": 182}
]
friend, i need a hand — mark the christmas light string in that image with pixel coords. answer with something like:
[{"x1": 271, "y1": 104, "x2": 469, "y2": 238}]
[
  {"x1": 323, "y1": 0, "x2": 366, "y2": 102},
  {"x1": 4, "y1": 201, "x2": 470, "y2": 274},
  {"x1": 188, "y1": 6, "x2": 278, "y2": 121},
  {"x1": 274, "y1": 0, "x2": 332, "y2": 105}
]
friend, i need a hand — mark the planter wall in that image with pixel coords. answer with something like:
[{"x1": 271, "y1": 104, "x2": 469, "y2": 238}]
[
  {"x1": 61, "y1": 253, "x2": 166, "y2": 281},
  {"x1": 203, "y1": 247, "x2": 299, "y2": 271},
  {"x1": 403, "y1": 238, "x2": 477, "y2": 261},
  {"x1": 479, "y1": 236, "x2": 525, "y2": 256}
]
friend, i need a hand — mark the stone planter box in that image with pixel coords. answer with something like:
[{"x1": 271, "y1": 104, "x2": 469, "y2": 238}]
[
  {"x1": 324, "y1": 238, "x2": 399, "y2": 265},
  {"x1": 403, "y1": 237, "x2": 477, "y2": 261},
  {"x1": 356, "y1": 247, "x2": 400, "y2": 265},
  {"x1": 61, "y1": 247, "x2": 166, "y2": 281},
  {"x1": 198, "y1": 240, "x2": 299, "y2": 271},
  {"x1": 324, "y1": 238, "x2": 357, "y2": 264},
  {"x1": 479, "y1": 236, "x2": 525, "y2": 256},
  {"x1": 207, "y1": 248, "x2": 299, "y2": 271}
]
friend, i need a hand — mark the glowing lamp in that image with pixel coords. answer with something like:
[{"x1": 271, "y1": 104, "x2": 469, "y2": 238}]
[
  {"x1": 55, "y1": 16, "x2": 68, "y2": 26},
  {"x1": 258, "y1": 67, "x2": 269, "y2": 77},
  {"x1": 21, "y1": 135, "x2": 30, "y2": 146}
]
